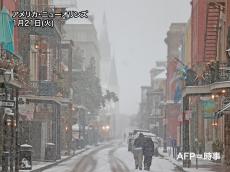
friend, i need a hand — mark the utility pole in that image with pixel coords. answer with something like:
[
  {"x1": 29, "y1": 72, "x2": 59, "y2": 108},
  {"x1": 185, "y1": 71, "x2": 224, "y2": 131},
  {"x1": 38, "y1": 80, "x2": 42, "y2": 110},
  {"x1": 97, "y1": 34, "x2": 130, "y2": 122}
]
[{"x1": 163, "y1": 103, "x2": 167, "y2": 153}]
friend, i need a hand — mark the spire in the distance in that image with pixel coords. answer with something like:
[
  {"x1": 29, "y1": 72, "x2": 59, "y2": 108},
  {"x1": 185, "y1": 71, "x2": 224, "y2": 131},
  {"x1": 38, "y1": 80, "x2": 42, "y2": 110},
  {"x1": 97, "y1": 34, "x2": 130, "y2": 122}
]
[{"x1": 99, "y1": 12, "x2": 111, "y2": 60}]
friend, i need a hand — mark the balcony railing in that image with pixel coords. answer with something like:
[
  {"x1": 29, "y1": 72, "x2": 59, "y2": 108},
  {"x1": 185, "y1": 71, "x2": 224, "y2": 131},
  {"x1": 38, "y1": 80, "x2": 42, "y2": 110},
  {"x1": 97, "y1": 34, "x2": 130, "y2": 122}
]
[
  {"x1": 30, "y1": 80, "x2": 58, "y2": 96},
  {"x1": 0, "y1": 45, "x2": 22, "y2": 69},
  {"x1": 185, "y1": 62, "x2": 230, "y2": 87},
  {"x1": 0, "y1": 45, "x2": 29, "y2": 85},
  {"x1": 30, "y1": 80, "x2": 69, "y2": 97}
]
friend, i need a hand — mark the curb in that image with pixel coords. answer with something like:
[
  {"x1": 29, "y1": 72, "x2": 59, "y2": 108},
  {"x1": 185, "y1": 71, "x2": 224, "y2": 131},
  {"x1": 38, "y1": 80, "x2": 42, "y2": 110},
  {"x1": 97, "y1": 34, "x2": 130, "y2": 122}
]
[
  {"x1": 30, "y1": 148, "x2": 89, "y2": 172},
  {"x1": 158, "y1": 150, "x2": 186, "y2": 172}
]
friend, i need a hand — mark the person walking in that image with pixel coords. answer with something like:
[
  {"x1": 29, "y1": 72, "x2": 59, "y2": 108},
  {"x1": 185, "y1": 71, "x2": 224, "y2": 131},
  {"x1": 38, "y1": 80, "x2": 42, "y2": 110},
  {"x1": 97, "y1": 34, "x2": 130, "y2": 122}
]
[
  {"x1": 133, "y1": 133, "x2": 145, "y2": 170},
  {"x1": 143, "y1": 137, "x2": 154, "y2": 171}
]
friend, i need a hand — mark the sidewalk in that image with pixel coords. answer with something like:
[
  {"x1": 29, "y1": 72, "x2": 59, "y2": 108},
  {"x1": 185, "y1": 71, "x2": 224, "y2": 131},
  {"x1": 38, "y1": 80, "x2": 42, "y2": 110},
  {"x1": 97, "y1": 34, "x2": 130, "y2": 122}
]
[
  {"x1": 27, "y1": 147, "x2": 90, "y2": 172},
  {"x1": 0, "y1": 148, "x2": 88, "y2": 172},
  {"x1": 158, "y1": 147, "x2": 226, "y2": 172}
]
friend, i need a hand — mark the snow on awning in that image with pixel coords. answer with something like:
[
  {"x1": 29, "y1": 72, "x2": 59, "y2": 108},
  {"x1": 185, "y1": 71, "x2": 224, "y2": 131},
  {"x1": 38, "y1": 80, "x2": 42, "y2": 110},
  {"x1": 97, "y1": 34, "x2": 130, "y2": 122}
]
[
  {"x1": 72, "y1": 123, "x2": 79, "y2": 131},
  {"x1": 21, "y1": 144, "x2": 32, "y2": 148},
  {"x1": 21, "y1": 95, "x2": 71, "y2": 105}
]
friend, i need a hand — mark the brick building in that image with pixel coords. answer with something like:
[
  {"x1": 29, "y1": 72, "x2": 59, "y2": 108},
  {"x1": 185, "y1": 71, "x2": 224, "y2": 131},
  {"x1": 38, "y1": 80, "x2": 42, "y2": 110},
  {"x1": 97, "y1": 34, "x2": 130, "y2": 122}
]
[{"x1": 164, "y1": 23, "x2": 185, "y2": 141}]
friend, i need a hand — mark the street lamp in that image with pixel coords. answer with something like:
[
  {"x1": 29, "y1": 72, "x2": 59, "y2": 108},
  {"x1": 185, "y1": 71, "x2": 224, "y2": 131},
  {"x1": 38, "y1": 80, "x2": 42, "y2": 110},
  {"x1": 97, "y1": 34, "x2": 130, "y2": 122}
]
[
  {"x1": 106, "y1": 125, "x2": 110, "y2": 130},
  {"x1": 211, "y1": 94, "x2": 215, "y2": 100}
]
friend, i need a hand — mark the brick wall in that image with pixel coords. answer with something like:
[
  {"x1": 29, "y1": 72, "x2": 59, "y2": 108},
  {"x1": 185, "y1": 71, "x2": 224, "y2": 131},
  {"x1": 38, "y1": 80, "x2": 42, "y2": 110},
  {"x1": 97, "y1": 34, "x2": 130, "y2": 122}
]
[{"x1": 191, "y1": 0, "x2": 207, "y2": 65}]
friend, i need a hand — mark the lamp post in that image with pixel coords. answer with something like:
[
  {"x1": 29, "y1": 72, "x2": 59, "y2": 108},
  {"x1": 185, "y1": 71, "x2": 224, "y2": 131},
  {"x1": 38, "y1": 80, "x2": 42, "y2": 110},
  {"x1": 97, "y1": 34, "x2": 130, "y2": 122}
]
[
  {"x1": 160, "y1": 101, "x2": 167, "y2": 153},
  {"x1": 163, "y1": 117, "x2": 167, "y2": 152},
  {"x1": 78, "y1": 106, "x2": 86, "y2": 147},
  {"x1": 1, "y1": 69, "x2": 10, "y2": 171},
  {"x1": 195, "y1": 138, "x2": 198, "y2": 169},
  {"x1": 0, "y1": 68, "x2": 18, "y2": 172}
]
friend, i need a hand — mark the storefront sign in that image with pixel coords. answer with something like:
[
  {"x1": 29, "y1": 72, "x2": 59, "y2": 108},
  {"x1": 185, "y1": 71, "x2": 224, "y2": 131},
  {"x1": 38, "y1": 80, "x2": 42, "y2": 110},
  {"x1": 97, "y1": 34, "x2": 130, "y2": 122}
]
[
  {"x1": 201, "y1": 99, "x2": 216, "y2": 119},
  {"x1": 0, "y1": 100, "x2": 15, "y2": 108}
]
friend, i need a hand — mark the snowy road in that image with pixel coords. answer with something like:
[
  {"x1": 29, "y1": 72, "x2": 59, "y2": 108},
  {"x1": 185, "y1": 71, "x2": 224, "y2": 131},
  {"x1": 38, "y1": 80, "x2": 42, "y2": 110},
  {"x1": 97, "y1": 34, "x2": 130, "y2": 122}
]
[{"x1": 44, "y1": 142, "x2": 183, "y2": 172}]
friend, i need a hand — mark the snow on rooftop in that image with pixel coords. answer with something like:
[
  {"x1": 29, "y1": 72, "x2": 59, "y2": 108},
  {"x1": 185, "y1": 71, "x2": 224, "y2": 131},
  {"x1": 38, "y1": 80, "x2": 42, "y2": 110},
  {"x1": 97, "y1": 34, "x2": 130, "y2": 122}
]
[{"x1": 155, "y1": 70, "x2": 167, "y2": 79}]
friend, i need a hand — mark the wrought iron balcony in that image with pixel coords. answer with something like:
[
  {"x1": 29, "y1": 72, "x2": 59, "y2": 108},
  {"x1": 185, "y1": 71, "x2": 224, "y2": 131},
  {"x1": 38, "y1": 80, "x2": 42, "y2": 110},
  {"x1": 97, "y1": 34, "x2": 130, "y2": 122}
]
[
  {"x1": 0, "y1": 45, "x2": 29, "y2": 87},
  {"x1": 30, "y1": 80, "x2": 58, "y2": 96},
  {"x1": 30, "y1": 80, "x2": 69, "y2": 97},
  {"x1": 0, "y1": 45, "x2": 22, "y2": 69},
  {"x1": 185, "y1": 62, "x2": 230, "y2": 87}
]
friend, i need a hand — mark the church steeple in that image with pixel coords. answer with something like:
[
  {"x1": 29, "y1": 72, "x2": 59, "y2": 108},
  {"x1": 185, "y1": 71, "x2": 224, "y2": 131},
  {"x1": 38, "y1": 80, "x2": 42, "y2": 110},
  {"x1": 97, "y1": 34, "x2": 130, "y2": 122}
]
[
  {"x1": 99, "y1": 12, "x2": 111, "y2": 61},
  {"x1": 108, "y1": 57, "x2": 119, "y2": 94}
]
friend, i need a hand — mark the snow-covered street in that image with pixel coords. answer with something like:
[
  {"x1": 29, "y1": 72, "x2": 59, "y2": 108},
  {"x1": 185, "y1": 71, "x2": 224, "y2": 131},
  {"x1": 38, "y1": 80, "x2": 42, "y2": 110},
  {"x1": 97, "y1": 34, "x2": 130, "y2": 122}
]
[{"x1": 43, "y1": 142, "x2": 183, "y2": 172}]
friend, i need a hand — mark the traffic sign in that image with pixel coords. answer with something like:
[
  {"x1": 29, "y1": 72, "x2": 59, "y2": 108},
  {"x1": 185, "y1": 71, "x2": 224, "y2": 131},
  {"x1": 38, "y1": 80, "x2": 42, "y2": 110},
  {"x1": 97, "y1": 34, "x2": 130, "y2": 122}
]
[{"x1": 0, "y1": 100, "x2": 15, "y2": 108}]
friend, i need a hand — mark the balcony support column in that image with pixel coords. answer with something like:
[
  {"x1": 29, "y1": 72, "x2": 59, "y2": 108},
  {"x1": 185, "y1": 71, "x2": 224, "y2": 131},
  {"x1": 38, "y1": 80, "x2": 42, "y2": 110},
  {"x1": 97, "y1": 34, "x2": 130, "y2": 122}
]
[{"x1": 183, "y1": 95, "x2": 191, "y2": 167}]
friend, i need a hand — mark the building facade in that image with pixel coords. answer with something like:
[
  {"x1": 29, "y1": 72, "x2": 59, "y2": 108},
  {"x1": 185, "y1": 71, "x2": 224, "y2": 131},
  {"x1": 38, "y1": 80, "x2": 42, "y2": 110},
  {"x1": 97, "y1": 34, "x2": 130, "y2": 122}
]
[
  {"x1": 99, "y1": 14, "x2": 119, "y2": 138},
  {"x1": 164, "y1": 23, "x2": 185, "y2": 143}
]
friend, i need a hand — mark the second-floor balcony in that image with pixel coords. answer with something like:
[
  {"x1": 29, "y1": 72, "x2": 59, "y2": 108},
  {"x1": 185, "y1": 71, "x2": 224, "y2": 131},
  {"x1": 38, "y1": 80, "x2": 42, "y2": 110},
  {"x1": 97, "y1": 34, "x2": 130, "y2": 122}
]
[
  {"x1": 30, "y1": 80, "x2": 58, "y2": 96},
  {"x1": 0, "y1": 45, "x2": 27, "y2": 88},
  {"x1": 185, "y1": 62, "x2": 230, "y2": 86},
  {"x1": 183, "y1": 62, "x2": 230, "y2": 96},
  {"x1": 30, "y1": 80, "x2": 69, "y2": 98}
]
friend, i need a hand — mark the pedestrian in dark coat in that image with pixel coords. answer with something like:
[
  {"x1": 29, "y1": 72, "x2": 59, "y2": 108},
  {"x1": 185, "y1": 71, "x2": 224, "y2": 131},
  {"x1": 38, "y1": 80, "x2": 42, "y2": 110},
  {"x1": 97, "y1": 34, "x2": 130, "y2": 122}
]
[
  {"x1": 133, "y1": 133, "x2": 145, "y2": 170},
  {"x1": 143, "y1": 137, "x2": 154, "y2": 171}
]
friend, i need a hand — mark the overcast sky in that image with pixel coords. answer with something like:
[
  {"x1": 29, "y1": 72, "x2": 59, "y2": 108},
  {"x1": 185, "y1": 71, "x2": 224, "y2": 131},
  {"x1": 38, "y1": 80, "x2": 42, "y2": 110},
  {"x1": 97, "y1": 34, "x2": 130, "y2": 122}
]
[{"x1": 77, "y1": 0, "x2": 191, "y2": 115}]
